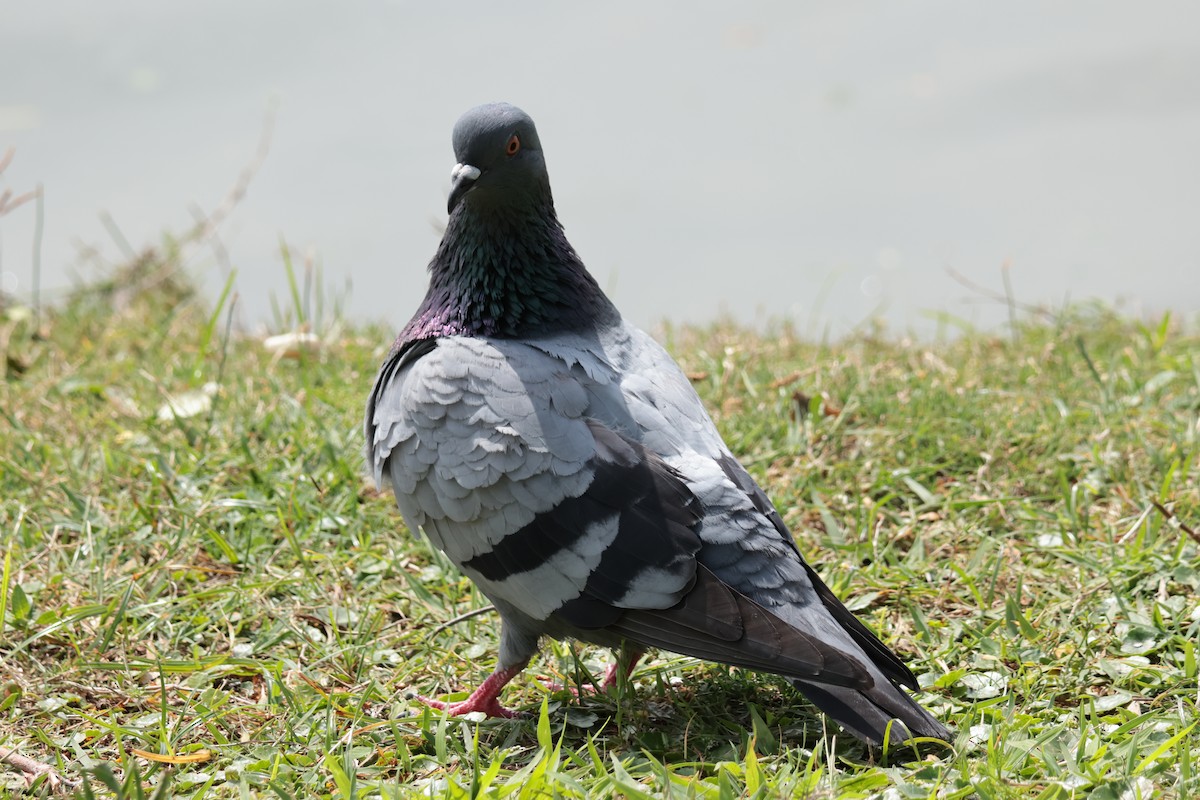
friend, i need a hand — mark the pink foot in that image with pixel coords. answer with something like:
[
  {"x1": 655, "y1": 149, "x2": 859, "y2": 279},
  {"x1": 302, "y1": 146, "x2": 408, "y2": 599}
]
[
  {"x1": 595, "y1": 658, "x2": 635, "y2": 691},
  {"x1": 416, "y1": 692, "x2": 520, "y2": 718},
  {"x1": 538, "y1": 678, "x2": 592, "y2": 697},
  {"x1": 415, "y1": 664, "x2": 525, "y2": 719},
  {"x1": 541, "y1": 650, "x2": 644, "y2": 696}
]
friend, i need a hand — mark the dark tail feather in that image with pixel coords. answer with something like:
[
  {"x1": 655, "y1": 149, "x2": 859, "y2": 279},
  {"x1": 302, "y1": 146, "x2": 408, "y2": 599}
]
[{"x1": 792, "y1": 679, "x2": 951, "y2": 745}]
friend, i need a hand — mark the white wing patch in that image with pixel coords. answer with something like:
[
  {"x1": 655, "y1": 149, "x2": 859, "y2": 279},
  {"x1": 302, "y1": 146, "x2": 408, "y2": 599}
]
[{"x1": 461, "y1": 514, "x2": 621, "y2": 620}]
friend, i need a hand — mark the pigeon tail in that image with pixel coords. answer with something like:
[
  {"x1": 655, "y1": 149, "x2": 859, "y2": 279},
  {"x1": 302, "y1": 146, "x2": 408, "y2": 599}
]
[{"x1": 790, "y1": 678, "x2": 951, "y2": 745}]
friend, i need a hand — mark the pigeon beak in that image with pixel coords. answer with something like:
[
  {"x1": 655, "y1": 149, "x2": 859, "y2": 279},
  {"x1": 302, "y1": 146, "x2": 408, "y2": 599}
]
[{"x1": 448, "y1": 163, "x2": 482, "y2": 213}]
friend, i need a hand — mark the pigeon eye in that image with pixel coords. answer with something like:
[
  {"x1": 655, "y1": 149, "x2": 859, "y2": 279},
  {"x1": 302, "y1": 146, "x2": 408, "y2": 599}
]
[{"x1": 505, "y1": 134, "x2": 521, "y2": 156}]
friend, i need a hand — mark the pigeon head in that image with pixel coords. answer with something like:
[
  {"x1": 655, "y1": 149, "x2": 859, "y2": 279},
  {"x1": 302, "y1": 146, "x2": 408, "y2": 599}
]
[
  {"x1": 395, "y1": 103, "x2": 619, "y2": 344},
  {"x1": 448, "y1": 103, "x2": 547, "y2": 214}
]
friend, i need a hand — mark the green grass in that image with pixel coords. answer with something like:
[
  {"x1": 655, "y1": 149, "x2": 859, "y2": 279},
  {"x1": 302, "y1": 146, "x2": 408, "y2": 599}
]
[{"x1": 2, "y1": 264, "x2": 1198, "y2": 798}]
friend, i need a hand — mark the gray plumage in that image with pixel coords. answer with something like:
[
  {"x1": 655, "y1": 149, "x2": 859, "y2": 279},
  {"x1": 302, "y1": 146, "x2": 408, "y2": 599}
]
[{"x1": 366, "y1": 102, "x2": 950, "y2": 744}]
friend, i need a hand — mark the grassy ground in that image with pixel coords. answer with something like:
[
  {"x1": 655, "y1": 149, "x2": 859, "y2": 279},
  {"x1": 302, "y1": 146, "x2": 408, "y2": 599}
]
[{"x1": 1, "y1": 263, "x2": 1198, "y2": 798}]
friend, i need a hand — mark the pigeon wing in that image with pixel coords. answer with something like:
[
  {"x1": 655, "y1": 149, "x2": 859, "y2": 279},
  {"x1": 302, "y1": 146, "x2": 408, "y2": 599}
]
[
  {"x1": 367, "y1": 336, "x2": 701, "y2": 625},
  {"x1": 368, "y1": 335, "x2": 871, "y2": 688}
]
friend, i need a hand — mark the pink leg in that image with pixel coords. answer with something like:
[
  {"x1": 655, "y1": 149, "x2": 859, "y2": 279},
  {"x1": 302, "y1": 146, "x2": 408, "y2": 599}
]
[
  {"x1": 415, "y1": 664, "x2": 526, "y2": 718},
  {"x1": 543, "y1": 649, "x2": 644, "y2": 696},
  {"x1": 597, "y1": 649, "x2": 643, "y2": 691}
]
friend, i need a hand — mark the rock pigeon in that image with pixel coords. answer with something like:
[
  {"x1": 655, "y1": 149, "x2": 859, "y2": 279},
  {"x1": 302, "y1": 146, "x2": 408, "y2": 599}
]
[{"x1": 366, "y1": 102, "x2": 950, "y2": 744}]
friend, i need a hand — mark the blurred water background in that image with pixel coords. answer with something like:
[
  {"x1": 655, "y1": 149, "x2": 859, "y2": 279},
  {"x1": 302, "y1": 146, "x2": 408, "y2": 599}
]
[{"x1": 2, "y1": 1, "x2": 1198, "y2": 336}]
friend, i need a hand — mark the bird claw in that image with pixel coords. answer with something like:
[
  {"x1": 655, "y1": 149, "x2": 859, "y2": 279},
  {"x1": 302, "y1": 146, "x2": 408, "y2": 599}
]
[
  {"x1": 538, "y1": 678, "x2": 599, "y2": 697},
  {"x1": 539, "y1": 658, "x2": 634, "y2": 697},
  {"x1": 415, "y1": 693, "x2": 521, "y2": 719},
  {"x1": 411, "y1": 663, "x2": 528, "y2": 719}
]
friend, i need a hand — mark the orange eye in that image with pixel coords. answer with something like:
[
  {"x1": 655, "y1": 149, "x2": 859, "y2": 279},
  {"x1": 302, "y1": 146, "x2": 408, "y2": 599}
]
[{"x1": 505, "y1": 134, "x2": 521, "y2": 156}]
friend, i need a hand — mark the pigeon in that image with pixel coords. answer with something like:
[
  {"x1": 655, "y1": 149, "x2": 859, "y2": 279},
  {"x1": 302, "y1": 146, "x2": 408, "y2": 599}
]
[{"x1": 366, "y1": 102, "x2": 950, "y2": 744}]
